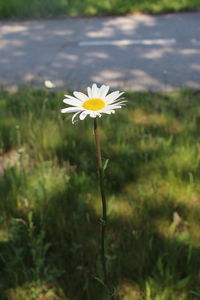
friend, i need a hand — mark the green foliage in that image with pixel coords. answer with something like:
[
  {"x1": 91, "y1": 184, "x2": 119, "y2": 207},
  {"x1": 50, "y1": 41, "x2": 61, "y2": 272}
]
[
  {"x1": 0, "y1": 88, "x2": 200, "y2": 299},
  {"x1": 0, "y1": 0, "x2": 200, "y2": 19}
]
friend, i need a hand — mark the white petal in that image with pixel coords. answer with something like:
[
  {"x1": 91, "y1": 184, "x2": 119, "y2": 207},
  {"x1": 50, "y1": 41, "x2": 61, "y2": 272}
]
[
  {"x1": 91, "y1": 84, "x2": 98, "y2": 98},
  {"x1": 64, "y1": 94, "x2": 73, "y2": 98},
  {"x1": 105, "y1": 91, "x2": 124, "y2": 104},
  {"x1": 63, "y1": 98, "x2": 82, "y2": 106},
  {"x1": 79, "y1": 111, "x2": 88, "y2": 120},
  {"x1": 107, "y1": 98, "x2": 126, "y2": 106},
  {"x1": 64, "y1": 95, "x2": 82, "y2": 101},
  {"x1": 106, "y1": 105, "x2": 122, "y2": 109},
  {"x1": 89, "y1": 111, "x2": 101, "y2": 118},
  {"x1": 102, "y1": 109, "x2": 115, "y2": 114},
  {"x1": 73, "y1": 91, "x2": 88, "y2": 101},
  {"x1": 99, "y1": 85, "x2": 110, "y2": 98},
  {"x1": 61, "y1": 107, "x2": 83, "y2": 114},
  {"x1": 87, "y1": 86, "x2": 92, "y2": 98},
  {"x1": 72, "y1": 111, "x2": 81, "y2": 124},
  {"x1": 109, "y1": 100, "x2": 127, "y2": 106},
  {"x1": 90, "y1": 112, "x2": 97, "y2": 118}
]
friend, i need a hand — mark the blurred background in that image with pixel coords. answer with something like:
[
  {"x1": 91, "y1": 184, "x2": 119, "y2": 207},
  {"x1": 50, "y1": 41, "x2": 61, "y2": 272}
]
[{"x1": 0, "y1": 1, "x2": 200, "y2": 299}]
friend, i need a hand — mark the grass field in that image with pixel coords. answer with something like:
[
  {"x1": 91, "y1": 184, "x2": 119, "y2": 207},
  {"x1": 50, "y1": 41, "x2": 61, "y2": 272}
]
[
  {"x1": 0, "y1": 0, "x2": 200, "y2": 19},
  {"x1": 0, "y1": 87, "x2": 200, "y2": 299}
]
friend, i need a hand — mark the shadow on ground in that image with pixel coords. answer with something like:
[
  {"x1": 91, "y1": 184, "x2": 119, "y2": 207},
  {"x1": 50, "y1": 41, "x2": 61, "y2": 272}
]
[
  {"x1": 0, "y1": 13, "x2": 200, "y2": 91},
  {"x1": 0, "y1": 186, "x2": 200, "y2": 299}
]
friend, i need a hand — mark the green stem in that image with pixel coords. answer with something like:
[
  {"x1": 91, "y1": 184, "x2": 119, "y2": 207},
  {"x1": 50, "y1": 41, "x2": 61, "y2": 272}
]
[{"x1": 93, "y1": 118, "x2": 107, "y2": 284}]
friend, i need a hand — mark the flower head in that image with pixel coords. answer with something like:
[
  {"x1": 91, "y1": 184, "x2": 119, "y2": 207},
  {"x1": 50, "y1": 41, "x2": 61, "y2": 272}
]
[
  {"x1": 44, "y1": 80, "x2": 56, "y2": 89},
  {"x1": 61, "y1": 83, "x2": 126, "y2": 124}
]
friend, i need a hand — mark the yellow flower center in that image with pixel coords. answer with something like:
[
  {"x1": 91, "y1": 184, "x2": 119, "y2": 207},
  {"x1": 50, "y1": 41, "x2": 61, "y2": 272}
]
[{"x1": 83, "y1": 98, "x2": 106, "y2": 111}]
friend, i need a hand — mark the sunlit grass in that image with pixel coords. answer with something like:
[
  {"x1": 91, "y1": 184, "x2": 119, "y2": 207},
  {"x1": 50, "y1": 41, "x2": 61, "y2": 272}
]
[
  {"x1": 0, "y1": 0, "x2": 200, "y2": 19},
  {"x1": 0, "y1": 88, "x2": 200, "y2": 299}
]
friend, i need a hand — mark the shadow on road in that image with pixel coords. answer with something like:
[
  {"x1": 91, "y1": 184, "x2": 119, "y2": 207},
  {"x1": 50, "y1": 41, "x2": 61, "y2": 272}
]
[{"x1": 0, "y1": 13, "x2": 200, "y2": 91}]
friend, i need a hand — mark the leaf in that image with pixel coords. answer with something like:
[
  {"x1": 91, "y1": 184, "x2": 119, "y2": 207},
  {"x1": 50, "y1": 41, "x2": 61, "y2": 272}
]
[
  {"x1": 176, "y1": 276, "x2": 190, "y2": 289},
  {"x1": 94, "y1": 276, "x2": 108, "y2": 289},
  {"x1": 103, "y1": 159, "x2": 109, "y2": 172}
]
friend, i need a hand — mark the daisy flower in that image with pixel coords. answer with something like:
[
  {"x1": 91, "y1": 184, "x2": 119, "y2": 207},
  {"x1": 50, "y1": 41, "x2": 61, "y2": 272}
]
[
  {"x1": 61, "y1": 83, "x2": 126, "y2": 123},
  {"x1": 44, "y1": 80, "x2": 56, "y2": 89}
]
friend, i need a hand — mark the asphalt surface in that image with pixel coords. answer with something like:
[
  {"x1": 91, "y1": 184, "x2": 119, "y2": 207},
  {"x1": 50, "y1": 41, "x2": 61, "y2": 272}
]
[{"x1": 0, "y1": 12, "x2": 200, "y2": 91}]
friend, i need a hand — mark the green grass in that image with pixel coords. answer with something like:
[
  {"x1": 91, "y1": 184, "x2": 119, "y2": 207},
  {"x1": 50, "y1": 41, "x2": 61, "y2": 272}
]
[
  {"x1": 0, "y1": 0, "x2": 200, "y2": 19},
  {"x1": 0, "y1": 87, "x2": 200, "y2": 299}
]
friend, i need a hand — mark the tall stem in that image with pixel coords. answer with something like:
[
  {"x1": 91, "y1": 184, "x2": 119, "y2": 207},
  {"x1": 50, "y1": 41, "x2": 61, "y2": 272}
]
[{"x1": 93, "y1": 118, "x2": 107, "y2": 284}]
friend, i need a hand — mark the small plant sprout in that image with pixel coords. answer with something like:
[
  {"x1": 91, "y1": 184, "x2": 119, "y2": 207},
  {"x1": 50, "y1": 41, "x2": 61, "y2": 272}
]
[{"x1": 61, "y1": 83, "x2": 126, "y2": 285}]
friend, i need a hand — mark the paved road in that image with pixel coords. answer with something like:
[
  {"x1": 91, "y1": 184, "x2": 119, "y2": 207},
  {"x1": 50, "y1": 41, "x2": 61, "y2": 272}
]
[{"x1": 0, "y1": 12, "x2": 200, "y2": 91}]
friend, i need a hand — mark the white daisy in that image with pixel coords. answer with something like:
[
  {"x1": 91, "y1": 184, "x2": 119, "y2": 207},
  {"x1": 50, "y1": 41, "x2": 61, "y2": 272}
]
[
  {"x1": 44, "y1": 80, "x2": 56, "y2": 89},
  {"x1": 61, "y1": 83, "x2": 126, "y2": 124}
]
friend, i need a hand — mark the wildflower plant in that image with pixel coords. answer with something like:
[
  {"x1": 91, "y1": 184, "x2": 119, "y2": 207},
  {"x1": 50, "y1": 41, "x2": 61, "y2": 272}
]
[{"x1": 61, "y1": 83, "x2": 126, "y2": 285}]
